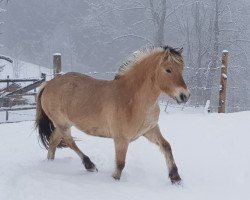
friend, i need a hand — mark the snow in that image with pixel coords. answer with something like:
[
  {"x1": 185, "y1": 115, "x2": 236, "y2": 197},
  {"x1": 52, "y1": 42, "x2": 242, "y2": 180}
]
[
  {"x1": 222, "y1": 50, "x2": 228, "y2": 53},
  {"x1": 0, "y1": 59, "x2": 52, "y2": 79},
  {"x1": 222, "y1": 73, "x2": 227, "y2": 79},
  {"x1": 204, "y1": 100, "x2": 210, "y2": 113},
  {"x1": 0, "y1": 110, "x2": 250, "y2": 200}
]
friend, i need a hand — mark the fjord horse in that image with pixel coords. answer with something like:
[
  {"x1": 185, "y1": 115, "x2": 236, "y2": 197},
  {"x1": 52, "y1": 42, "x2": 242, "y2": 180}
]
[{"x1": 36, "y1": 46, "x2": 190, "y2": 184}]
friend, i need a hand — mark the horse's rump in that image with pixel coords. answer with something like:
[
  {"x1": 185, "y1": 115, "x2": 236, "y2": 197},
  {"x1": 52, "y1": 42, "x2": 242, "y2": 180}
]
[{"x1": 35, "y1": 83, "x2": 66, "y2": 149}]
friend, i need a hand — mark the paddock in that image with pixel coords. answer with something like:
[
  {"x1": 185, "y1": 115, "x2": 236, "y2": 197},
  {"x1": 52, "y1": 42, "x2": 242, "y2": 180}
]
[{"x1": 0, "y1": 109, "x2": 249, "y2": 200}]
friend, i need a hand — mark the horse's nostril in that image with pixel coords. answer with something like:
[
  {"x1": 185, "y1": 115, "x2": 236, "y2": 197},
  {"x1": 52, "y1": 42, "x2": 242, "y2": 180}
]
[{"x1": 180, "y1": 93, "x2": 187, "y2": 102}]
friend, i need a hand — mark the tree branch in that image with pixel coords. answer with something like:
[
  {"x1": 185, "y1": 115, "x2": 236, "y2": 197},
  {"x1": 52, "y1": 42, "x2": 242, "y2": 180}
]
[
  {"x1": 149, "y1": 0, "x2": 160, "y2": 25},
  {"x1": 111, "y1": 34, "x2": 153, "y2": 45},
  {"x1": 0, "y1": 55, "x2": 13, "y2": 63}
]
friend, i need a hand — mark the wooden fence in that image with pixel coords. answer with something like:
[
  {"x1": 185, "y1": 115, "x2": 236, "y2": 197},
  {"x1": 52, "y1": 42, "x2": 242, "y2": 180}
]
[
  {"x1": 0, "y1": 54, "x2": 62, "y2": 123},
  {"x1": 218, "y1": 50, "x2": 228, "y2": 113},
  {"x1": 0, "y1": 73, "x2": 46, "y2": 122}
]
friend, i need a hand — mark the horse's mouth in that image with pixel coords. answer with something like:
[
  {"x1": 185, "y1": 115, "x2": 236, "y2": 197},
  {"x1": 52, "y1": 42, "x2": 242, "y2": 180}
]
[
  {"x1": 175, "y1": 97, "x2": 184, "y2": 104},
  {"x1": 175, "y1": 98, "x2": 181, "y2": 104},
  {"x1": 174, "y1": 95, "x2": 189, "y2": 104}
]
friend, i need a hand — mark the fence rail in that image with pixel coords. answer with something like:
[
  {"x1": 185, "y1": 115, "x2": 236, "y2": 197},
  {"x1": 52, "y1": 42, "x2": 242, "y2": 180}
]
[
  {"x1": 0, "y1": 106, "x2": 36, "y2": 112},
  {"x1": 0, "y1": 78, "x2": 42, "y2": 82},
  {"x1": 0, "y1": 106, "x2": 36, "y2": 122},
  {"x1": 0, "y1": 73, "x2": 46, "y2": 123}
]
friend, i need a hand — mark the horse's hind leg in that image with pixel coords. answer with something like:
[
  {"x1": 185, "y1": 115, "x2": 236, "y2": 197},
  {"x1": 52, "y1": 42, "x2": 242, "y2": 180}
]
[
  {"x1": 58, "y1": 126, "x2": 97, "y2": 172},
  {"x1": 47, "y1": 129, "x2": 62, "y2": 160},
  {"x1": 143, "y1": 125, "x2": 181, "y2": 184}
]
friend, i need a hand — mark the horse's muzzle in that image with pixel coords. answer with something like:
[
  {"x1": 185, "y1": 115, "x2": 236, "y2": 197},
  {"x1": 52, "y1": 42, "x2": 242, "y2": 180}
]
[{"x1": 176, "y1": 91, "x2": 190, "y2": 104}]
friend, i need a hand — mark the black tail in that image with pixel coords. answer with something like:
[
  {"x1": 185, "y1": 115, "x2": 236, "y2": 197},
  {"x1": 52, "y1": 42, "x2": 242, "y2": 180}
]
[{"x1": 35, "y1": 84, "x2": 66, "y2": 149}]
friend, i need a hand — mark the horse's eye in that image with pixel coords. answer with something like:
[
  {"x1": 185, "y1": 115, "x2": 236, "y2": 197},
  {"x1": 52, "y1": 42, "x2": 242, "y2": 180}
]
[{"x1": 166, "y1": 69, "x2": 172, "y2": 74}]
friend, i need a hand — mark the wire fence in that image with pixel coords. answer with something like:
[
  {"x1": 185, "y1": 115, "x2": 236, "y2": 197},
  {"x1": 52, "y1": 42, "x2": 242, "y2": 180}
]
[{"x1": 1, "y1": 65, "x2": 249, "y2": 123}]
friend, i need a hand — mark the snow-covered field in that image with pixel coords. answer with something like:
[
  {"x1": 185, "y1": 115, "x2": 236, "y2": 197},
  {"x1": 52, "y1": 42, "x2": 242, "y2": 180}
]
[{"x1": 0, "y1": 110, "x2": 250, "y2": 200}]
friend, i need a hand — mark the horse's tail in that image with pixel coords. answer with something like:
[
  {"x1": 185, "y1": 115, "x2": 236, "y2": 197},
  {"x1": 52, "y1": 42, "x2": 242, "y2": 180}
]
[{"x1": 35, "y1": 82, "x2": 66, "y2": 149}]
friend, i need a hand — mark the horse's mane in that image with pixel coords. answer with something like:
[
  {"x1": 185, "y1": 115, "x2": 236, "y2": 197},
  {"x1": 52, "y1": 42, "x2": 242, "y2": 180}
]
[{"x1": 114, "y1": 46, "x2": 183, "y2": 80}]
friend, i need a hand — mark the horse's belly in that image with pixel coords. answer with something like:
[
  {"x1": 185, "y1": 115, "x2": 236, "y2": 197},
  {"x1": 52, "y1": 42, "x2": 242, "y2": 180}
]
[{"x1": 74, "y1": 122, "x2": 112, "y2": 138}]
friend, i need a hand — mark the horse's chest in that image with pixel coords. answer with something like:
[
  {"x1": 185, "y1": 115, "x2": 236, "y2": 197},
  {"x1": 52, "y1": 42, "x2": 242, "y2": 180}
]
[{"x1": 136, "y1": 107, "x2": 160, "y2": 137}]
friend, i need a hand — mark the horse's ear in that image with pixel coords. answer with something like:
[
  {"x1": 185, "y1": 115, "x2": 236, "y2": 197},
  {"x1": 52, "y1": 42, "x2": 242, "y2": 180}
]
[
  {"x1": 177, "y1": 47, "x2": 183, "y2": 54},
  {"x1": 162, "y1": 50, "x2": 171, "y2": 62}
]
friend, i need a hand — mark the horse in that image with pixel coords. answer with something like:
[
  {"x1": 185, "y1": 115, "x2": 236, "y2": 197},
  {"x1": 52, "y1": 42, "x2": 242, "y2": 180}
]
[{"x1": 35, "y1": 46, "x2": 190, "y2": 184}]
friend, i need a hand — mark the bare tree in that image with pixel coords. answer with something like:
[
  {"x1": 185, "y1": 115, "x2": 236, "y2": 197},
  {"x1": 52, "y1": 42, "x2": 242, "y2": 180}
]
[{"x1": 171, "y1": 0, "x2": 249, "y2": 109}]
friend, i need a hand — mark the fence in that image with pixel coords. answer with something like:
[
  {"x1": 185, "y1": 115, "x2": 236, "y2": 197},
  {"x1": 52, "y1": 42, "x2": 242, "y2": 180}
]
[
  {"x1": 0, "y1": 50, "x2": 249, "y2": 123},
  {"x1": 0, "y1": 73, "x2": 46, "y2": 123},
  {"x1": 184, "y1": 50, "x2": 250, "y2": 113},
  {"x1": 0, "y1": 53, "x2": 67, "y2": 123}
]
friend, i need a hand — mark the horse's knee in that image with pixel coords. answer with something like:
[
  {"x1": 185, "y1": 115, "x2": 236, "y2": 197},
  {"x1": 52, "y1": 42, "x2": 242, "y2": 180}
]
[
  {"x1": 61, "y1": 133, "x2": 75, "y2": 148},
  {"x1": 161, "y1": 140, "x2": 172, "y2": 153}
]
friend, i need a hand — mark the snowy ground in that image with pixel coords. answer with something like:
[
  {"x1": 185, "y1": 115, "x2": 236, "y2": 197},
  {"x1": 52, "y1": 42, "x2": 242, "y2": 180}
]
[{"x1": 0, "y1": 110, "x2": 250, "y2": 200}]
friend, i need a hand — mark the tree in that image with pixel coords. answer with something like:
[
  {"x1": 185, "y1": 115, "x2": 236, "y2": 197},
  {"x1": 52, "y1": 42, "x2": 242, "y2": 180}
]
[
  {"x1": 2, "y1": 0, "x2": 250, "y2": 112},
  {"x1": 170, "y1": 0, "x2": 249, "y2": 109}
]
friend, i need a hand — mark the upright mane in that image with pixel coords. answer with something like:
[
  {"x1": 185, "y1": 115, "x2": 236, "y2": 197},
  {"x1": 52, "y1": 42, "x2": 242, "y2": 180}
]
[{"x1": 114, "y1": 46, "x2": 183, "y2": 80}]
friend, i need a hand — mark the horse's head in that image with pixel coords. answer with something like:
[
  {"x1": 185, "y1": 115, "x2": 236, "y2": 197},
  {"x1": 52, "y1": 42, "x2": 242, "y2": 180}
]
[
  {"x1": 115, "y1": 46, "x2": 190, "y2": 103},
  {"x1": 156, "y1": 46, "x2": 190, "y2": 104}
]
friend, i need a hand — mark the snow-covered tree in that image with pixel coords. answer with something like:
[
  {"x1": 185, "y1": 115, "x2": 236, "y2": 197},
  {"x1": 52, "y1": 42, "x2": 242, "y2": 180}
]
[{"x1": 1, "y1": 0, "x2": 250, "y2": 111}]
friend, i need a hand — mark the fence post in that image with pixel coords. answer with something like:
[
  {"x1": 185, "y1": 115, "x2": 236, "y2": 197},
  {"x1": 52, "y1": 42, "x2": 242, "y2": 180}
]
[
  {"x1": 6, "y1": 75, "x2": 10, "y2": 90},
  {"x1": 6, "y1": 110, "x2": 9, "y2": 121},
  {"x1": 6, "y1": 75, "x2": 10, "y2": 121},
  {"x1": 218, "y1": 50, "x2": 228, "y2": 113},
  {"x1": 53, "y1": 53, "x2": 61, "y2": 77}
]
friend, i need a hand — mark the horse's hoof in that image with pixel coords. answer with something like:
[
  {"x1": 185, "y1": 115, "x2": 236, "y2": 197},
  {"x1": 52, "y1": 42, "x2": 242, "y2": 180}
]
[
  {"x1": 112, "y1": 176, "x2": 120, "y2": 180},
  {"x1": 84, "y1": 162, "x2": 98, "y2": 172},
  {"x1": 169, "y1": 165, "x2": 181, "y2": 185},
  {"x1": 112, "y1": 172, "x2": 121, "y2": 180},
  {"x1": 171, "y1": 176, "x2": 182, "y2": 185},
  {"x1": 83, "y1": 156, "x2": 98, "y2": 172},
  {"x1": 87, "y1": 165, "x2": 98, "y2": 172}
]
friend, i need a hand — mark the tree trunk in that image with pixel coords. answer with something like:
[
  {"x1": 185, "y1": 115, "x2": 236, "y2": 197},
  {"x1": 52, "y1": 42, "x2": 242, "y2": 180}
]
[
  {"x1": 149, "y1": 0, "x2": 166, "y2": 46},
  {"x1": 205, "y1": 0, "x2": 220, "y2": 104},
  {"x1": 154, "y1": 24, "x2": 165, "y2": 46},
  {"x1": 195, "y1": 1, "x2": 204, "y2": 105}
]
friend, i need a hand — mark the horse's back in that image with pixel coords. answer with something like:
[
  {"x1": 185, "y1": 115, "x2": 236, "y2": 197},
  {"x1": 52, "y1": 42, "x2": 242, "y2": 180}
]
[
  {"x1": 44, "y1": 72, "x2": 113, "y2": 98},
  {"x1": 50, "y1": 72, "x2": 109, "y2": 86}
]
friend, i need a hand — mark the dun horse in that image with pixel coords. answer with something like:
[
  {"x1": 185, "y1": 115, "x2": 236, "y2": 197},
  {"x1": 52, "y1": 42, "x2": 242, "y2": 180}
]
[{"x1": 35, "y1": 46, "x2": 190, "y2": 184}]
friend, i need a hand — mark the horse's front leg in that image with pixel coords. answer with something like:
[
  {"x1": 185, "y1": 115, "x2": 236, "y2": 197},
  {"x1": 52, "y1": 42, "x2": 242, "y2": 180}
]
[
  {"x1": 112, "y1": 138, "x2": 129, "y2": 180},
  {"x1": 143, "y1": 125, "x2": 181, "y2": 184}
]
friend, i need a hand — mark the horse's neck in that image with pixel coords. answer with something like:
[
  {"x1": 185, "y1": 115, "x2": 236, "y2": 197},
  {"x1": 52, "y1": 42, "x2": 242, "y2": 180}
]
[{"x1": 116, "y1": 59, "x2": 161, "y2": 108}]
